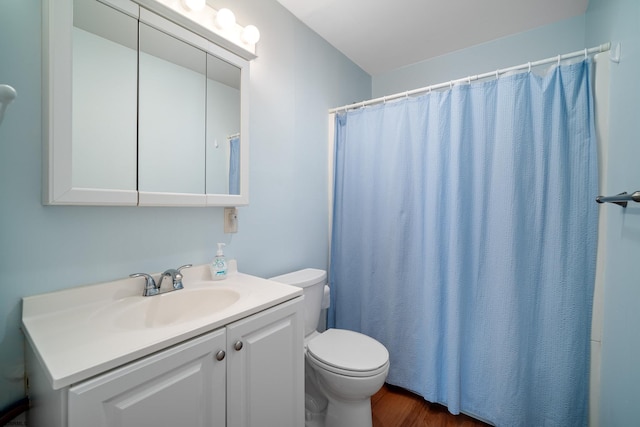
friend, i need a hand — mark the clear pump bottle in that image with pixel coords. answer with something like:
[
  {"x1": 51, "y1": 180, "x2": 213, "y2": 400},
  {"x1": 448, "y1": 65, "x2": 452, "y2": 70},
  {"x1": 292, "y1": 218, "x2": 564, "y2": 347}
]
[{"x1": 210, "y1": 243, "x2": 227, "y2": 280}]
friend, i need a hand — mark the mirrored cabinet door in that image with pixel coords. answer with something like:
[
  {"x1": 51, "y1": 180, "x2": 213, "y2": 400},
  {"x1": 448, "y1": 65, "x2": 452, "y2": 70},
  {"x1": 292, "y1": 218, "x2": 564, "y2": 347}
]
[
  {"x1": 138, "y1": 23, "x2": 207, "y2": 205},
  {"x1": 44, "y1": 0, "x2": 139, "y2": 205},
  {"x1": 205, "y1": 54, "x2": 241, "y2": 196},
  {"x1": 73, "y1": 0, "x2": 138, "y2": 193},
  {"x1": 205, "y1": 46, "x2": 250, "y2": 206}
]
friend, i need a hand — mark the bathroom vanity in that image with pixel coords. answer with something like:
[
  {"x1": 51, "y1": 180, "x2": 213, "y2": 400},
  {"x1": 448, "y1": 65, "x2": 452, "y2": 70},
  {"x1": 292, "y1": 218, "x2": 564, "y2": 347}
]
[{"x1": 22, "y1": 263, "x2": 304, "y2": 427}]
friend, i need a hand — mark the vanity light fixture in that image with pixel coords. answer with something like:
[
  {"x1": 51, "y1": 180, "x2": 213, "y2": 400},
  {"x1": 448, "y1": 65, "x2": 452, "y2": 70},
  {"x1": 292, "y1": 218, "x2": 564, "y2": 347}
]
[
  {"x1": 214, "y1": 8, "x2": 236, "y2": 30},
  {"x1": 155, "y1": 0, "x2": 260, "y2": 56}
]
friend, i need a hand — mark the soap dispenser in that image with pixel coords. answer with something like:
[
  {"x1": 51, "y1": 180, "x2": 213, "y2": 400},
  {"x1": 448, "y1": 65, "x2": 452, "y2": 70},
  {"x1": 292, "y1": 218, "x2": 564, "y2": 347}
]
[{"x1": 210, "y1": 243, "x2": 227, "y2": 280}]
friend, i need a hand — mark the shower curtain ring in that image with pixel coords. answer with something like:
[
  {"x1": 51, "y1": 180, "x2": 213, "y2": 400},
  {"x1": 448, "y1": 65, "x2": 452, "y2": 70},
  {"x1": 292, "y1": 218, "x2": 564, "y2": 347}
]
[
  {"x1": 528, "y1": 62, "x2": 531, "y2": 73},
  {"x1": 584, "y1": 48, "x2": 588, "y2": 60},
  {"x1": 557, "y1": 54, "x2": 561, "y2": 66}
]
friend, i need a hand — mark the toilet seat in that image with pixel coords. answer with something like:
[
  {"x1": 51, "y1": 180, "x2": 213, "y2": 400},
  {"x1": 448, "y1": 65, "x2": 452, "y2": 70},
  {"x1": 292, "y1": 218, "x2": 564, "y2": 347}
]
[
  {"x1": 306, "y1": 329, "x2": 389, "y2": 378},
  {"x1": 307, "y1": 351, "x2": 389, "y2": 378}
]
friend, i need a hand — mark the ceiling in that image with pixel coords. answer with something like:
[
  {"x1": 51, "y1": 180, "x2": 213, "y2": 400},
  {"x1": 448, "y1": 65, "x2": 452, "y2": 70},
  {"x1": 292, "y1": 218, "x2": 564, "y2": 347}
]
[{"x1": 275, "y1": 0, "x2": 589, "y2": 76}]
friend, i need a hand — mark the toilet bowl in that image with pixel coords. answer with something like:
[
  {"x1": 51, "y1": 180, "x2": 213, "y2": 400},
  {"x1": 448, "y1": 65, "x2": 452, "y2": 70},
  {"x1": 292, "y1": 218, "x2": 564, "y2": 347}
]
[{"x1": 270, "y1": 269, "x2": 389, "y2": 427}]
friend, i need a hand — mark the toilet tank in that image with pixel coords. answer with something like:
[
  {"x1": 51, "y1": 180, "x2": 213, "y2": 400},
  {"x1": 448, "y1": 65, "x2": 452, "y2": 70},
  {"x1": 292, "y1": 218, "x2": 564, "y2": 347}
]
[{"x1": 269, "y1": 269, "x2": 327, "y2": 337}]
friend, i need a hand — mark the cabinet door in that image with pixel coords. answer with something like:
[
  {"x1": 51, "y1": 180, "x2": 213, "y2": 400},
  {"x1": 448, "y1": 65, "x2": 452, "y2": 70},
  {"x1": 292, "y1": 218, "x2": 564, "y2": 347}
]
[
  {"x1": 43, "y1": 0, "x2": 139, "y2": 205},
  {"x1": 226, "y1": 297, "x2": 305, "y2": 427},
  {"x1": 68, "y1": 329, "x2": 226, "y2": 427}
]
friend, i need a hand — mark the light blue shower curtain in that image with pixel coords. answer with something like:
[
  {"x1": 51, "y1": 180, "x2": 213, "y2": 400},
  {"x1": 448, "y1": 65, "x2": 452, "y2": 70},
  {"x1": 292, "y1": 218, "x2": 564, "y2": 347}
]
[
  {"x1": 229, "y1": 136, "x2": 240, "y2": 195},
  {"x1": 329, "y1": 60, "x2": 597, "y2": 427}
]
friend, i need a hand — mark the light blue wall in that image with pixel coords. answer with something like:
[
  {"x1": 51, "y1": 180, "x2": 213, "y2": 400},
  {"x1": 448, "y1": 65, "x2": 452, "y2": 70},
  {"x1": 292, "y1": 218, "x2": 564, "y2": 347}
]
[
  {"x1": 585, "y1": 0, "x2": 640, "y2": 425},
  {"x1": 373, "y1": 15, "x2": 586, "y2": 98},
  {"x1": 0, "y1": 0, "x2": 370, "y2": 410}
]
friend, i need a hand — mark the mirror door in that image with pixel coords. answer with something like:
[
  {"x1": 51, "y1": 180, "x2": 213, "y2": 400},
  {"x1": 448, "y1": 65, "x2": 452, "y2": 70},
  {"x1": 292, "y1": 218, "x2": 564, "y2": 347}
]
[
  {"x1": 205, "y1": 54, "x2": 241, "y2": 196},
  {"x1": 138, "y1": 23, "x2": 207, "y2": 205},
  {"x1": 73, "y1": 0, "x2": 138, "y2": 193}
]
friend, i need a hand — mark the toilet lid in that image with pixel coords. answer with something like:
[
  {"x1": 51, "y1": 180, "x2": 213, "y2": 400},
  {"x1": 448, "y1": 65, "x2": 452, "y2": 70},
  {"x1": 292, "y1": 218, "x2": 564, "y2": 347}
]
[{"x1": 307, "y1": 329, "x2": 389, "y2": 373}]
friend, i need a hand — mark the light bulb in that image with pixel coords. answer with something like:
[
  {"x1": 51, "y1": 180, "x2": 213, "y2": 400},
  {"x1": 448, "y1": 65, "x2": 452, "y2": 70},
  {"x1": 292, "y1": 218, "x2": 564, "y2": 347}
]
[
  {"x1": 241, "y1": 25, "x2": 260, "y2": 44},
  {"x1": 215, "y1": 8, "x2": 236, "y2": 30},
  {"x1": 182, "y1": 0, "x2": 205, "y2": 12}
]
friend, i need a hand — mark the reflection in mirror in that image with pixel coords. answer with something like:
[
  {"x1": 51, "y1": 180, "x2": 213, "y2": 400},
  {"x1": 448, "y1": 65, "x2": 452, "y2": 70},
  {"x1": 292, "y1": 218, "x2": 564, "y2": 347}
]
[
  {"x1": 72, "y1": 0, "x2": 137, "y2": 190},
  {"x1": 138, "y1": 23, "x2": 206, "y2": 194},
  {"x1": 228, "y1": 134, "x2": 240, "y2": 195},
  {"x1": 206, "y1": 54, "x2": 241, "y2": 195}
]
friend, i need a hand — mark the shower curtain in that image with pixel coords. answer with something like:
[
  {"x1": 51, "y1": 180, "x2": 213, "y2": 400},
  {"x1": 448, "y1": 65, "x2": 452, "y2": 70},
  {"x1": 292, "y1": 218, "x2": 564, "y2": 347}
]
[
  {"x1": 329, "y1": 59, "x2": 597, "y2": 426},
  {"x1": 229, "y1": 135, "x2": 240, "y2": 195}
]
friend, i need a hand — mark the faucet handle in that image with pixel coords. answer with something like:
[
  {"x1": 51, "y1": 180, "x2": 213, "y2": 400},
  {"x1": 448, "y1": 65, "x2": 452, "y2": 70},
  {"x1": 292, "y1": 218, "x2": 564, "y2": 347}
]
[
  {"x1": 174, "y1": 265, "x2": 192, "y2": 289},
  {"x1": 171, "y1": 265, "x2": 192, "y2": 290},
  {"x1": 177, "y1": 264, "x2": 192, "y2": 273},
  {"x1": 129, "y1": 273, "x2": 159, "y2": 297}
]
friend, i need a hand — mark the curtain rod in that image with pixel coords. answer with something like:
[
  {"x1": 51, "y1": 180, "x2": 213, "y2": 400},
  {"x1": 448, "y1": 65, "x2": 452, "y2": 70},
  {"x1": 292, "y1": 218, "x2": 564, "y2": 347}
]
[{"x1": 329, "y1": 42, "x2": 611, "y2": 114}]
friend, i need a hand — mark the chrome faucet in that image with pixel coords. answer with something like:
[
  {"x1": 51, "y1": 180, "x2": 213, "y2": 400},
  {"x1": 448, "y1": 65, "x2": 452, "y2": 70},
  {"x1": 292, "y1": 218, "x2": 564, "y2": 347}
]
[
  {"x1": 129, "y1": 264, "x2": 192, "y2": 297},
  {"x1": 158, "y1": 264, "x2": 192, "y2": 291}
]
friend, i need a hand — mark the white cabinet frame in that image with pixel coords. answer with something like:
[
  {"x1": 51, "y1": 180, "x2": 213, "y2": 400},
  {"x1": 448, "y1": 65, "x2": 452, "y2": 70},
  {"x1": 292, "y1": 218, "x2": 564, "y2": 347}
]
[{"x1": 42, "y1": 0, "x2": 250, "y2": 207}]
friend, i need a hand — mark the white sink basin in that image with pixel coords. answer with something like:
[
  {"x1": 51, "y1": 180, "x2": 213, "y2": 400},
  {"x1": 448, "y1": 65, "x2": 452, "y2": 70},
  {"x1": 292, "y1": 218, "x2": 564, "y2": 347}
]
[{"x1": 109, "y1": 288, "x2": 241, "y2": 329}]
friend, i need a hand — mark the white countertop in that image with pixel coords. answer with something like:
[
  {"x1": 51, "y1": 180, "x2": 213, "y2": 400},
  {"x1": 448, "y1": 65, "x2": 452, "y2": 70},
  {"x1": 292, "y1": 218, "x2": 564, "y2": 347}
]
[{"x1": 22, "y1": 262, "x2": 302, "y2": 390}]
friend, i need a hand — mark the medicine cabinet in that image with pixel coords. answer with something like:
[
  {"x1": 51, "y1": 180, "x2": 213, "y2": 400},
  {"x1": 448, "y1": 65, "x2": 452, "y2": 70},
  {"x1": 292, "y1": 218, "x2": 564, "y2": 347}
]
[{"x1": 43, "y1": 0, "x2": 251, "y2": 206}]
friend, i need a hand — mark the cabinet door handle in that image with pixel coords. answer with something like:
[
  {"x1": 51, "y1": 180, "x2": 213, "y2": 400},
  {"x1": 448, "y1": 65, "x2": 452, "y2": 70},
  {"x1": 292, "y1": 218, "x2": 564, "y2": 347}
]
[
  {"x1": 215, "y1": 350, "x2": 226, "y2": 361},
  {"x1": 233, "y1": 340, "x2": 243, "y2": 351}
]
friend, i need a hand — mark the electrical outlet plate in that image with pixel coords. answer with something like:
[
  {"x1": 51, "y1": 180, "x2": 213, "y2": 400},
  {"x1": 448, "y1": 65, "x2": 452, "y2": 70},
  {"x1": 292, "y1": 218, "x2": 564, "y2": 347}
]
[{"x1": 224, "y1": 207, "x2": 238, "y2": 233}]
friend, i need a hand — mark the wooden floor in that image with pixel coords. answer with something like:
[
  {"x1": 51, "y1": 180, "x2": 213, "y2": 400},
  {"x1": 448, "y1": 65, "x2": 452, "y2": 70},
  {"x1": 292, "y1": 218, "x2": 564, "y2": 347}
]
[{"x1": 371, "y1": 384, "x2": 492, "y2": 427}]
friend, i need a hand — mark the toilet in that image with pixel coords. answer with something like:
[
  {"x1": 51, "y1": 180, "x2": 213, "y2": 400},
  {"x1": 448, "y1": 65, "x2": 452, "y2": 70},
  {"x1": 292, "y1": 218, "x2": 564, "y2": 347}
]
[{"x1": 270, "y1": 269, "x2": 389, "y2": 427}]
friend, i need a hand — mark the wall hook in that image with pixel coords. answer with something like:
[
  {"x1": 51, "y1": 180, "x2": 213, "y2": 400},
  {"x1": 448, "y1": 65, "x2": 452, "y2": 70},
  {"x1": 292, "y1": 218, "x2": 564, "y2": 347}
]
[
  {"x1": 0, "y1": 84, "x2": 17, "y2": 126},
  {"x1": 610, "y1": 43, "x2": 621, "y2": 63}
]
